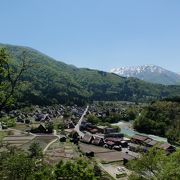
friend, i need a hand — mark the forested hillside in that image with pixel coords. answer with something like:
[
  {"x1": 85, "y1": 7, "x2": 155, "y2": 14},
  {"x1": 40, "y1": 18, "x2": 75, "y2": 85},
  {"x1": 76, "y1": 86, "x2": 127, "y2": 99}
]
[
  {"x1": 1, "y1": 43, "x2": 180, "y2": 106},
  {"x1": 134, "y1": 98, "x2": 180, "y2": 144}
]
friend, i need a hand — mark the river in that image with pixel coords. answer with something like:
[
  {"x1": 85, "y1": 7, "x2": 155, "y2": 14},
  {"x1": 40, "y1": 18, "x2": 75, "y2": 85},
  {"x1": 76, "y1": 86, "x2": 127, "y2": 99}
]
[{"x1": 112, "y1": 121, "x2": 167, "y2": 142}]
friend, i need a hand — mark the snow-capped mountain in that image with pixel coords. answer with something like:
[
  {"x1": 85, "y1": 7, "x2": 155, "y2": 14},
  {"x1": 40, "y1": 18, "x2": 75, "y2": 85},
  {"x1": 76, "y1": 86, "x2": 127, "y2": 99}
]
[{"x1": 110, "y1": 65, "x2": 180, "y2": 85}]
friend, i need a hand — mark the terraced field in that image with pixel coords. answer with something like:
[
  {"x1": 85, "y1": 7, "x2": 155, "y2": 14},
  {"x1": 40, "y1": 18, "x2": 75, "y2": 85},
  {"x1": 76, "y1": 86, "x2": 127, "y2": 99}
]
[
  {"x1": 2, "y1": 133, "x2": 34, "y2": 148},
  {"x1": 44, "y1": 140, "x2": 80, "y2": 164},
  {"x1": 21, "y1": 135, "x2": 57, "y2": 151}
]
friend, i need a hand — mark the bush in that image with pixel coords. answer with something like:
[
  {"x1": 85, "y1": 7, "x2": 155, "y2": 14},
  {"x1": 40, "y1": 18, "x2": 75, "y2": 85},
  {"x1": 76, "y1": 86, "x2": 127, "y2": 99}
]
[{"x1": 0, "y1": 116, "x2": 16, "y2": 127}]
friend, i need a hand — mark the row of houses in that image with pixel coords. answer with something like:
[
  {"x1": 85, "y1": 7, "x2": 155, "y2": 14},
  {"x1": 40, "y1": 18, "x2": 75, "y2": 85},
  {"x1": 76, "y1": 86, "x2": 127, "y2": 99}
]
[
  {"x1": 80, "y1": 132, "x2": 126, "y2": 151},
  {"x1": 80, "y1": 132, "x2": 176, "y2": 155},
  {"x1": 80, "y1": 120, "x2": 119, "y2": 135},
  {"x1": 130, "y1": 134, "x2": 176, "y2": 154},
  {"x1": 79, "y1": 120, "x2": 132, "y2": 151},
  {"x1": 80, "y1": 133, "x2": 103, "y2": 146}
]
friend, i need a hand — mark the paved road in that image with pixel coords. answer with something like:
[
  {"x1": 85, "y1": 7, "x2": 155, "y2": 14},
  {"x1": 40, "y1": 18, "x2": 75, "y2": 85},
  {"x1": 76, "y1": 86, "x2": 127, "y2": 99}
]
[{"x1": 74, "y1": 105, "x2": 89, "y2": 138}]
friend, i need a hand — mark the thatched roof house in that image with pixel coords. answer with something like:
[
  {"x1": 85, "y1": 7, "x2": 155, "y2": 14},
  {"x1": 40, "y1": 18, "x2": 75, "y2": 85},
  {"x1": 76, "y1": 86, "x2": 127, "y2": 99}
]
[
  {"x1": 92, "y1": 136, "x2": 104, "y2": 146},
  {"x1": 80, "y1": 133, "x2": 94, "y2": 144}
]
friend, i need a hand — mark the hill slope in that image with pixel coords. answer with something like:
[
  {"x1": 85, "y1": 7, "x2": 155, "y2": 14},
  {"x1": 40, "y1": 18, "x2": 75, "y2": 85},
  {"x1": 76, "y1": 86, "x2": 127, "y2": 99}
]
[
  {"x1": 0, "y1": 43, "x2": 180, "y2": 105},
  {"x1": 134, "y1": 98, "x2": 180, "y2": 144},
  {"x1": 110, "y1": 65, "x2": 180, "y2": 85}
]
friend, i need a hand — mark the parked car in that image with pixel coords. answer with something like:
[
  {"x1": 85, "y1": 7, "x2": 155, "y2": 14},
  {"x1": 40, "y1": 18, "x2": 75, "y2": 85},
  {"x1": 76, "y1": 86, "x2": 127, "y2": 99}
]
[
  {"x1": 117, "y1": 166, "x2": 126, "y2": 172},
  {"x1": 113, "y1": 145, "x2": 122, "y2": 151}
]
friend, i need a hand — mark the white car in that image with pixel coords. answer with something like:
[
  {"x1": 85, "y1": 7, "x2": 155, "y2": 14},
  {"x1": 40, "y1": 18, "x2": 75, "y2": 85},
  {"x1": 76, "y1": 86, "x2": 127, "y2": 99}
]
[
  {"x1": 113, "y1": 145, "x2": 122, "y2": 151},
  {"x1": 117, "y1": 166, "x2": 125, "y2": 172}
]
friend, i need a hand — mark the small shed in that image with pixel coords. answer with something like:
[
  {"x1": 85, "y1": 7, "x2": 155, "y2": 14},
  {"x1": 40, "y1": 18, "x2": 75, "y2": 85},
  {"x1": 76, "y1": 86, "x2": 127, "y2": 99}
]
[
  {"x1": 131, "y1": 134, "x2": 149, "y2": 144},
  {"x1": 37, "y1": 124, "x2": 47, "y2": 133},
  {"x1": 105, "y1": 137, "x2": 122, "y2": 145},
  {"x1": 31, "y1": 124, "x2": 47, "y2": 133},
  {"x1": 158, "y1": 143, "x2": 176, "y2": 154},
  {"x1": 145, "y1": 139, "x2": 158, "y2": 147},
  {"x1": 85, "y1": 151, "x2": 94, "y2": 157},
  {"x1": 92, "y1": 136, "x2": 104, "y2": 146},
  {"x1": 128, "y1": 143, "x2": 147, "y2": 152},
  {"x1": 80, "y1": 133, "x2": 94, "y2": 144}
]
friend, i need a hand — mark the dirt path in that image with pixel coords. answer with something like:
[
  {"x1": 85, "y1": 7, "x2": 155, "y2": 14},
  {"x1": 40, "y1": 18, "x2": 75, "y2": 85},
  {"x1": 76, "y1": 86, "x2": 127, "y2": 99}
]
[{"x1": 43, "y1": 138, "x2": 58, "y2": 153}]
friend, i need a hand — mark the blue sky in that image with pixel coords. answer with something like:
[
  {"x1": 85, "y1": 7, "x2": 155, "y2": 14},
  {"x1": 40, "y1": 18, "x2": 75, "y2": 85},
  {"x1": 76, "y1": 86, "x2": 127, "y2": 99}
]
[{"x1": 0, "y1": 0, "x2": 180, "y2": 72}]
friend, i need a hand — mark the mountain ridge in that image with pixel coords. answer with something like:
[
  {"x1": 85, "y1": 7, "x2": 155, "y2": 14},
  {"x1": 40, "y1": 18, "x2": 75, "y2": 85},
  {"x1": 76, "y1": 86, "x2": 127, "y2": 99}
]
[
  {"x1": 0, "y1": 43, "x2": 180, "y2": 105},
  {"x1": 110, "y1": 65, "x2": 180, "y2": 85}
]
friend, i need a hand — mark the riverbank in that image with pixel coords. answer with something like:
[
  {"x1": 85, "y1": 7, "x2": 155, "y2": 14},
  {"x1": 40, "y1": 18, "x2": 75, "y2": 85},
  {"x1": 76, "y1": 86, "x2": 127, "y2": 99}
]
[{"x1": 112, "y1": 121, "x2": 167, "y2": 142}]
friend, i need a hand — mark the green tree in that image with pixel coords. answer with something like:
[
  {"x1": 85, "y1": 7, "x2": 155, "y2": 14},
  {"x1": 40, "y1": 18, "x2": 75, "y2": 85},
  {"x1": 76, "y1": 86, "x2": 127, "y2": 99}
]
[
  {"x1": 32, "y1": 165, "x2": 54, "y2": 180},
  {"x1": 133, "y1": 100, "x2": 180, "y2": 144},
  {"x1": 128, "y1": 148, "x2": 180, "y2": 180},
  {"x1": 0, "y1": 48, "x2": 32, "y2": 111},
  {"x1": 28, "y1": 142, "x2": 43, "y2": 159},
  {"x1": 157, "y1": 150, "x2": 180, "y2": 180},
  {"x1": 54, "y1": 158, "x2": 96, "y2": 180},
  {"x1": 0, "y1": 116, "x2": 16, "y2": 127},
  {"x1": 0, "y1": 147, "x2": 57, "y2": 180},
  {"x1": 0, "y1": 151, "x2": 35, "y2": 180},
  {"x1": 127, "y1": 147, "x2": 166, "y2": 180},
  {"x1": 93, "y1": 163, "x2": 102, "y2": 178},
  {"x1": 45, "y1": 122, "x2": 54, "y2": 133},
  {"x1": 127, "y1": 107, "x2": 137, "y2": 120},
  {"x1": 87, "y1": 114, "x2": 99, "y2": 125}
]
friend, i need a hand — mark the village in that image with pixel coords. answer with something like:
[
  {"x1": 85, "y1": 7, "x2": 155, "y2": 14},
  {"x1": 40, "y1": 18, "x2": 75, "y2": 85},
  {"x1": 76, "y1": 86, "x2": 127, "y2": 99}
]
[
  {"x1": 0, "y1": 103, "x2": 177, "y2": 179},
  {"x1": 74, "y1": 110, "x2": 176, "y2": 178}
]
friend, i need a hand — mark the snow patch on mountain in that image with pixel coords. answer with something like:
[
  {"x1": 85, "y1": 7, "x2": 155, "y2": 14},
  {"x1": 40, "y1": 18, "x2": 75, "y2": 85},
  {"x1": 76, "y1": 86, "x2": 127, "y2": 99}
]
[
  {"x1": 110, "y1": 65, "x2": 180, "y2": 85},
  {"x1": 110, "y1": 65, "x2": 166, "y2": 76}
]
